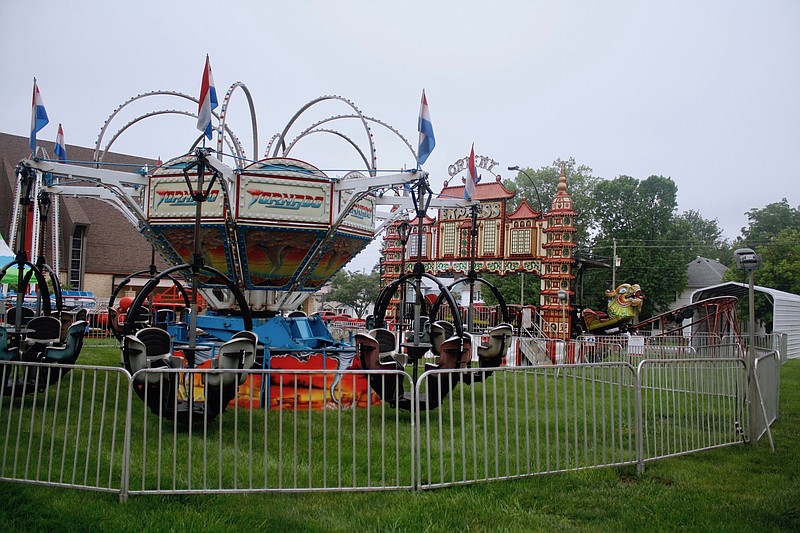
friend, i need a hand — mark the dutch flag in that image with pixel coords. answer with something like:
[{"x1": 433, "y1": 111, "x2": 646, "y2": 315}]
[
  {"x1": 30, "y1": 79, "x2": 49, "y2": 151},
  {"x1": 465, "y1": 143, "x2": 478, "y2": 201},
  {"x1": 416, "y1": 89, "x2": 435, "y2": 167},
  {"x1": 54, "y1": 123, "x2": 67, "y2": 162},
  {"x1": 196, "y1": 55, "x2": 218, "y2": 140}
]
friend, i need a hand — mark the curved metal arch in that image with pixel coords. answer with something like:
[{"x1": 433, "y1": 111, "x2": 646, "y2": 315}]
[
  {"x1": 430, "y1": 277, "x2": 510, "y2": 330},
  {"x1": 123, "y1": 263, "x2": 253, "y2": 335},
  {"x1": 372, "y1": 272, "x2": 464, "y2": 337},
  {"x1": 0, "y1": 259, "x2": 55, "y2": 317},
  {"x1": 264, "y1": 132, "x2": 285, "y2": 159},
  {"x1": 283, "y1": 114, "x2": 418, "y2": 169},
  {"x1": 100, "y1": 110, "x2": 244, "y2": 163},
  {"x1": 95, "y1": 90, "x2": 197, "y2": 161},
  {"x1": 284, "y1": 128, "x2": 371, "y2": 171},
  {"x1": 271, "y1": 95, "x2": 376, "y2": 174},
  {"x1": 95, "y1": 90, "x2": 233, "y2": 162},
  {"x1": 293, "y1": 114, "x2": 417, "y2": 160},
  {"x1": 216, "y1": 81, "x2": 258, "y2": 167}
]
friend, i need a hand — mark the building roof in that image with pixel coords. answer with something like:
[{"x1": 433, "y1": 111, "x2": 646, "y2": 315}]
[
  {"x1": 692, "y1": 281, "x2": 800, "y2": 360},
  {"x1": 687, "y1": 256, "x2": 728, "y2": 288},
  {"x1": 439, "y1": 175, "x2": 515, "y2": 201},
  {"x1": 508, "y1": 199, "x2": 541, "y2": 219},
  {"x1": 0, "y1": 132, "x2": 168, "y2": 276}
]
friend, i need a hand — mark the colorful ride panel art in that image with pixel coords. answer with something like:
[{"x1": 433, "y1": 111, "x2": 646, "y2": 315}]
[
  {"x1": 146, "y1": 158, "x2": 375, "y2": 290},
  {"x1": 174, "y1": 351, "x2": 380, "y2": 410}
]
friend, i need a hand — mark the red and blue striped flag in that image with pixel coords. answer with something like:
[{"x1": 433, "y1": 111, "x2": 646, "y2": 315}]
[
  {"x1": 30, "y1": 79, "x2": 49, "y2": 151},
  {"x1": 465, "y1": 144, "x2": 478, "y2": 200},
  {"x1": 416, "y1": 89, "x2": 435, "y2": 167},
  {"x1": 196, "y1": 55, "x2": 218, "y2": 140},
  {"x1": 54, "y1": 123, "x2": 67, "y2": 161}
]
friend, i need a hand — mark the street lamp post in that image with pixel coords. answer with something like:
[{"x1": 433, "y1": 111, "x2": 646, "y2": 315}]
[
  {"x1": 509, "y1": 165, "x2": 543, "y2": 313},
  {"x1": 734, "y1": 247, "x2": 762, "y2": 446},
  {"x1": 557, "y1": 289, "x2": 568, "y2": 340},
  {"x1": 397, "y1": 219, "x2": 410, "y2": 336},
  {"x1": 508, "y1": 166, "x2": 543, "y2": 214}
]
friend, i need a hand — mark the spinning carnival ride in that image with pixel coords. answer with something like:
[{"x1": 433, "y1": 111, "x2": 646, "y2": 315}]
[{"x1": 6, "y1": 85, "x2": 481, "y2": 421}]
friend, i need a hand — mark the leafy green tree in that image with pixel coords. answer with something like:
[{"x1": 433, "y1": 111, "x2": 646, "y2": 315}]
[
  {"x1": 324, "y1": 270, "x2": 381, "y2": 319},
  {"x1": 480, "y1": 272, "x2": 540, "y2": 307},
  {"x1": 725, "y1": 200, "x2": 800, "y2": 296},
  {"x1": 739, "y1": 199, "x2": 800, "y2": 246},
  {"x1": 584, "y1": 175, "x2": 729, "y2": 318}
]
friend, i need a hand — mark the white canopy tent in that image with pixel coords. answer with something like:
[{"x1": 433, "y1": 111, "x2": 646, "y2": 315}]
[{"x1": 691, "y1": 282, "x2": 800, "y2": 361}]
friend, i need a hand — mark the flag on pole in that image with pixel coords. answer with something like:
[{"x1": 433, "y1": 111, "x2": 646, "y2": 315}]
[
  {"x1": 30, "y1": 79, "x2": 49, "y2": 151},
  {"x1": 465, "y1": 143, "x2": 478, "y2": 200},
  {"x1": 196, "y1": 55, "x2": 218, "y2": 140},
  {"x1": 416, "y1": 89, "x2": 435, "y2": 167},
  {"x1": 54, "y1": 123, "x2": 67, "y2": 162}
]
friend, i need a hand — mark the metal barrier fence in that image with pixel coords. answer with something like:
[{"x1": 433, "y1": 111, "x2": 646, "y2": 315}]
[
  {"x1": 0, "y1": 361, "x2": 131, "y2": 494},
  {"x1": 0, "y1": 351, "x2": 776, "y2": 499},
  {"x1": 125, "y1": 368, "x2": 415, "y2": 496},
  {"x1": 414, "y1": 363, "x2": 638, "y2": 489},
  {"x1": 636, "y1": 358, "x2": 747, "y2": 467},
  {"x1": 753, "y1": 349, "x2": 780, "y2": 450}
]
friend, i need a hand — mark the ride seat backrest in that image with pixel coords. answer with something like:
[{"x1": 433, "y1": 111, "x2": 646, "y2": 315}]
[
  {"x1": 26, "y1": 316, "x2": 63, "y2": 345},
  {"x1": 136, "y1": 327, "x2": 172, "y2": 360},
  {"x1": 429, "y1": 322, "x2": 445, "y2": 355},
  {"x1": 43, "y1": 320, "x2": 87, "y2": 364},
  {"x1": 435, "y1": 320, "x2": 455, "y2": 339},
  {"x1": 369, "y1": 328, "x2": 397, "y2": 356},
  {"x1": 0, "y1": 327, "x2": 20, "y2": 361},
  {"x1": 6, "y1": 307, "x2": 34, "y2": 327},
  {"x1": 288, "y1": 311, "x2": 306, "y2": 318},
  {"x1": 438, "y1": 335, "x2": 471, "y2": 370},
  {"x1": 478, "y1": 324, "x2": 513, "y2": 360}
]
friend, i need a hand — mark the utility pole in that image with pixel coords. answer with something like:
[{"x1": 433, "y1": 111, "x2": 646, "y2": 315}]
[{"x1": 612, "y1": 238, "x2": 617, "y2": 288}]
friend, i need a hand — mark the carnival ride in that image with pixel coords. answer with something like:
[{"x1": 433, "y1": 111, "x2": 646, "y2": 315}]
[{"x1": 5, "y1": 79, "x2": 507, "y2": 420}]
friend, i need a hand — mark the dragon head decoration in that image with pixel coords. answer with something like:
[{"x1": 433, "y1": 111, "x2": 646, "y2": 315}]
[{"x1": 604, "y1": 283, "x2": 644, "y2": 320}]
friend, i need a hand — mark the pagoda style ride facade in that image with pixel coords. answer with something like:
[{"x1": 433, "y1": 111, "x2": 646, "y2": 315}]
[{"x1": 379, "y1": 159, "x2": 578, "y2": 340}]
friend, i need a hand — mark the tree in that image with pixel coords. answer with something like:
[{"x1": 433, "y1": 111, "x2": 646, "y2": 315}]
[
  {"x1": 726, "y1": 200, "x2": 800, "y2": 295},
  {"x1": 481, "y1": 272, "x2": 540, "y2": 307},
  {"x1": 324, "y1": 270, "x2": 381, "y2": 319},
  {"x1": 585, "y1": 175, "x2": 727, "y2": 317},
  {"x1": 739, "y1": 199, "x2": 800, "y2": 246}
]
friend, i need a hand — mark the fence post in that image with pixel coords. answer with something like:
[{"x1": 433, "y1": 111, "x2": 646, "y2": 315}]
[
  {"x1": 634, "y1": 361, "x2": 645, "y2": 474},
  {"x1": 118, "y1": 370, "x2": 134, "y2": 502}
]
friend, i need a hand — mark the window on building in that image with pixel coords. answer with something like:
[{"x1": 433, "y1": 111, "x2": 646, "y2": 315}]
[
  {"x1": 510, "y1": 228, "x2": 531, "y2": 255},
  {"x1": 69, "y1": 225, "x2": 86, "y2": 290},
  {"x1": 441, "y1": 223, "x2": 456, "y2": 255},
  {"x1": 409, "y1": 232, "x2": 428, "y2": 258},
  {"x1": 482, "y1": 222, "x2": 497, "y2": 255}
]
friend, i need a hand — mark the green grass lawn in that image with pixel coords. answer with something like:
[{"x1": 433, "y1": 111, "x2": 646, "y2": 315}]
[{"x1": 0, "y1": 348, "x2": 797, "y2": 532}]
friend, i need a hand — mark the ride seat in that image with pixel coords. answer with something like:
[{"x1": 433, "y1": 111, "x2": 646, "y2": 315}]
[
  {"x1": 0, "y1": 326, "x2": 19, "y2": 361},
  {"x1": 230, "y1": 331, "x2": 259, "y2": 383},
  {"x1": 425, "y1": 334, "x2": 471, "y2": 372},
  {"x1": 206, "y1": 337, "x2": 256, "y2": 388},
  {"x1": 124, "y1": 333, "x2": 178, "y2": 385},
  {"x1": 369, "y1": 328, "x2": 403, "y2": 365},
  {"x1": 429, "y1": 320, "x2": 455, "y2": 355},
  {"x1": 477, "y1": 323, "x2": 513, "y2": 366},
  {"x1": 25, "y1": 316, "x2": 63, "y2": 345},
  {"x1": 136, "y1": 327, "x2": 172, "y2": 358},
  {"x1": 43, "y1": 320, "x2": 88, "y2": 364}
]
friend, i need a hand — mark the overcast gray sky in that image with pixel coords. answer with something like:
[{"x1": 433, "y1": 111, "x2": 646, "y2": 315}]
[{"x1": 2, "y1": 0, "x2": 798, "y2": 273}]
